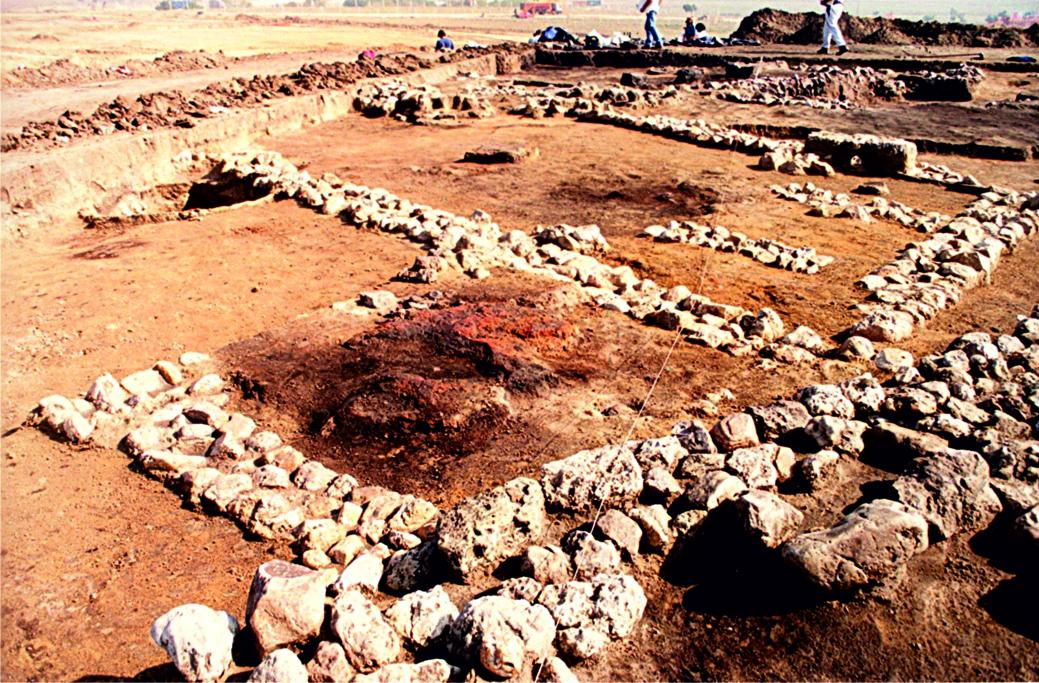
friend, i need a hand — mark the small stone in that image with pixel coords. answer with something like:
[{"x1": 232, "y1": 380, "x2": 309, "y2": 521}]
[
  {"x1": 628, "y1": 504, "x2": 671, "y2": 550},
  {"x1": 306, "y1": 641, "x2": 355, "y2": 683},
  {"x1": 642, "y1": 466, "x2": 682, "y2": 503},
  {"x1": 710, "y1": 413, "x2": 760, "y2": 451},
  {"x1": 840, "y1": 336, "x2": 876, "y2": 360},
  {"x1": 333, "y1": 550, "x2": 384, "y2": 595},
  {"x1": 594, "y1": 509, "x2": 642, "y2": 558},
  {"x1": 154, "y1": 360, "x2": 184, "y2": 385},
  {"x1": 446, "y1": 596, "x2": 555, "y2": 679},
  {"x1": 522, "y1": 545, "x2": 571, "y2": 585},
  {"x1": 876, "y1": 348, "x2": 915, "y2": 372},
  {"x1": 188, "y1": 374, "x2": 224, "y2": 396},
  {"x1": 565, "y1": 530, "x2": 621, "y2": 579},
  {"x1": 731, "y1": 490, "x2": 804, "y2": 548},
  {"x1": 331, "y1": 590, "x2": 403, "y2": 673},
  {"x1": 248, "y1": 649, "x2": 308, "y2": 683},
  {"x1": 684, "y1": 471, "x2": 748, "y2": 510}
]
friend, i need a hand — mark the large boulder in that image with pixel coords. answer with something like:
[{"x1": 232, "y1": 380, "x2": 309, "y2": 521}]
[
  {"x1": 436, "y1": 477, "x2": 546, "y2": 581},
  {"x1": 150, "y1": 604, "x2": 238, "y2": 683},
  {"x1": 780, "y1": 500, "x2": 929, "y2": 594},
  {"x1": 447, "y1": 596, "x2": 556, "y2": 679},
  {"x1": 540, "y1": 446, "x2": 642, "y2": 513},
  {"x1": 804, "y1": 131, "x2": 918, "y2": 176},
  {"x1": 891, "y1": 448, "x2": 993, "y2": 540},
  {"x1": 245, "y1": 560, "x2": 329, "y2": 655},
  {"x1": 863, "y1": 422, "x2": 948, "y2": 470},
  {"x1": 331, "y1": 590, "x2": 404, "y2": 673}
]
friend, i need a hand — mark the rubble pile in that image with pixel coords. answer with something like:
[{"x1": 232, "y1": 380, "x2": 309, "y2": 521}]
[
  {"x1": 641, "y1": 219, "x2": 833, "y2": 274},
  {"x1": 704, "y1": 64, "x2": 907, "y2": 109},
  {"x1": 847, "y1": 189, "x2": 1039, "y2": 342},
  {"x1": 213, "y1": 150, "x2": 814, "y2": 356},
  {"x1": 772, "y1": 182, "x2": 951, "y2": 232},
  {"x1": 702, "y1": 63, "x2": 985, "y2": 109},
  {"x1": 1, "y1": 44, "x2": 529, "y2": 152},
  {"x1": 731, "y1": 8, "x2": 1039, "y2": 48},
  {"x1": 506, "y1": 82, "x2": 678, "y2": 117},
  {"x1": 352, "y1": 81, "x2": 495, "y2": 123}
]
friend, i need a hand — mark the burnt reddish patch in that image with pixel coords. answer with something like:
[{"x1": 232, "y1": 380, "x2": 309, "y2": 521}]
[{"x1": 307, "y1": 301, "x2": 581, "y2": 457}]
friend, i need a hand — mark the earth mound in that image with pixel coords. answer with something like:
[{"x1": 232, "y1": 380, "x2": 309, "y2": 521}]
[{"x1": 731, "y1": 8, "x2": 1039, "y2": 47}]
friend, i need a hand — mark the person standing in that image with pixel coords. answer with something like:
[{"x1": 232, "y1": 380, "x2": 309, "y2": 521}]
[
  {"x1": 638, "y1": 0, "x2": 663, "y2": 49},
  {"x1": 818, "y1": 0, "x2": 848, "y2": 55}
]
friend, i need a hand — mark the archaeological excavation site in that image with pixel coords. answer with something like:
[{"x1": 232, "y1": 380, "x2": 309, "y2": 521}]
[{"x1": 2, "y1": 8, "x2": 1038, "y2": 682}]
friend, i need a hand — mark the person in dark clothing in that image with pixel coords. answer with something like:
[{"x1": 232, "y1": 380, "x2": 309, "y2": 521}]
[{"x1": 435, "y1": 29, "x2": 455, "y2": 51}]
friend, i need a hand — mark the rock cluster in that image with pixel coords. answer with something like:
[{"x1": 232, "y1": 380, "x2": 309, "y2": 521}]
[
  {"x1": 772, "y1": 181, "x2": 950, "y2": 232},
  {"x1": 641, "y1": 219, "x2": 834, "y2": 274},
  {"x1": 703, "y1": 63, "x2": 907, "y2": 110},
  {"x1": 352, "y1": 81, "x2": 495, "y2": 123},
  {"x1": 30, "y1": 354, "x2": 443, "y2": 578},
  {"x1": 848, "y1": 187, "x2": 1038, "y2": 341}
]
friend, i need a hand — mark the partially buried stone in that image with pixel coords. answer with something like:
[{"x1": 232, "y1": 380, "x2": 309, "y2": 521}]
[
  {"x1": 780, "y1": 499, "x2": 928, "y2": 593},
  {"x1": 248, "y1": 649, "x2": 308, "y2": 683}
]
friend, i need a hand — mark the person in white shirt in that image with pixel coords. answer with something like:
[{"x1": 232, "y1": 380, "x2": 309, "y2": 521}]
[
  {"x1": 818, "y1": 0, "x2": 848, "y2": 55},
  {"x1": 638, "y1": 0, "x2": 663, "y2": 48}
]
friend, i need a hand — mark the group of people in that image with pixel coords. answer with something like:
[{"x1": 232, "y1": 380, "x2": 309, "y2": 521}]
[
  {"x1": 637, "y1": 0, "x2": 848, "y2": 54},
  {"x1": 434, "y1": 0, "x2": 849, "y2": 56}
]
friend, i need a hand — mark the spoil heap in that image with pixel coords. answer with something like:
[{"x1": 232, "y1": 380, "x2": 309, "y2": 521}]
[{"x1": 731, "y1": 9, "x2": 1039, "y2": 47}]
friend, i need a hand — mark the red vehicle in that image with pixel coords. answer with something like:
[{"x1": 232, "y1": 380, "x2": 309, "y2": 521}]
[{"x1": 514, "y1": 2, "x2": 562, "y2": 17}]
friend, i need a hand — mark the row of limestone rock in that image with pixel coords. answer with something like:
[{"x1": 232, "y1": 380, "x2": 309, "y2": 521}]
[
  {"x1": 641, "y1": 219, "x2": 834, "y2": 274},
  {"x1": 847, "y1": 187, "x2": 1039, "y2": 342},
  {"x1": 772, "y1": 181, "x2": 951, "y2": 232},
  {"x1": 34, "y1": 358, "x2": 653, "y2": 681},
  {"x1": 351, "y1": 80, "x2": 495, "y2": 123},
  {"x1": 534, "y1": 307, "x2": 1038, "y2": 597},
  {"x1": 701, "y1": 63, "x2": 909, "y2": 110},
  {"x1": 33, "y1": 305, "x2": 1037, "y2": 679},
  {"x1": 212, "y1": 150, "x2": 805, "y2": 356},
  {"x1": 32, "y1": 354, "x2": 444, "y2": 572}
]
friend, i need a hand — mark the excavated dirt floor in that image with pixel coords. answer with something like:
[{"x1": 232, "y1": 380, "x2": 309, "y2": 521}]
[{"x1": 3, "y1": 46, "x2": 1039, "y2": 682}]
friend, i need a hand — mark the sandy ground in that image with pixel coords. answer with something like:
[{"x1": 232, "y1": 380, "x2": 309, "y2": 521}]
[{"x1": 2, "y1": 13, "x2": 1039, "y2": 682}]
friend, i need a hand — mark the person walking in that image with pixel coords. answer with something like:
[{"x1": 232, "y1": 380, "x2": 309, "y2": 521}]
[
  {"x1": 818, "y1": 0, "x2": 848, "y2": 55},
  {"x1": 638, "y1": 0, "x2": 663, "y2": 49}
]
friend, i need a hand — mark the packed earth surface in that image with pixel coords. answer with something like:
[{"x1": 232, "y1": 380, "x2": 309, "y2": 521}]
[{"x1": 2, "y1": 6, "x2": 1039, "y2": 683}]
